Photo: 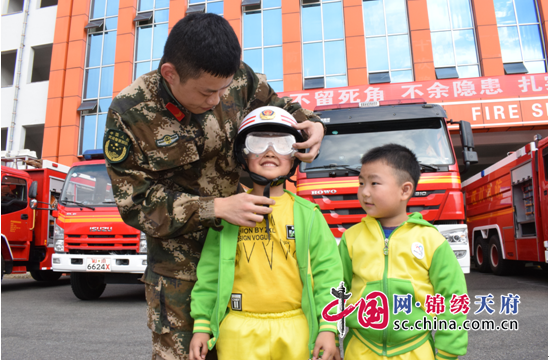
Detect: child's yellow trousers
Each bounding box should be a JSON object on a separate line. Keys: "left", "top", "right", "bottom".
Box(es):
{"left": 216, "top": 308, "right": 309, "bottom": 360}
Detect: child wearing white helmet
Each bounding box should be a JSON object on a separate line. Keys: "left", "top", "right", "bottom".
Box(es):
{"left": 190, "top": 106, "right": 343, "bottom": 360}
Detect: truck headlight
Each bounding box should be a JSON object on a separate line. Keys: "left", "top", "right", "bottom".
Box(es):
{"left": 53, "top": 223, "right": 64, "bottom": 252}
{"left": 54, "top": 240, "right": 64, "bottom": 252}
{"left": 139, "top": 232, "right": 147, "bottom": 254}
{"left": 440, "top": 229, "right": 468, "bottom": 244}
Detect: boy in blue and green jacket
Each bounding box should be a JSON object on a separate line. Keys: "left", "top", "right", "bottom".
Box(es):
{"left": 339, "top": 144, "right": 468, "bottom": 359}
{"left": 189, "top": 106, "right": 343, "bottom": 360}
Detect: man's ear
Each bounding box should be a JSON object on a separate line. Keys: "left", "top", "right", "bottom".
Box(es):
{"left": 401, "top": 181, "right": 414, "bottom": 201}
{"left": 160, "top": 62, "right": 180, "bottom": 85}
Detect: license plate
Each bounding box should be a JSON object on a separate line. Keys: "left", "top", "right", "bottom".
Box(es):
{"left": 86, "top": 258, "right": 111, "bottom": 272}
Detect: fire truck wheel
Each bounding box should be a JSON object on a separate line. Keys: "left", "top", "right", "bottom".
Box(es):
{"left": 473, "top": 237, "right": 490, "bottom": 273}
{"left": 71, "top": 272, "right": 106, "bottom": 300}
{"left": 1, "top": 257, "right": 4, "bottom": 280}
{"left": 30, "top": 270, "right": 62, "bottom": 282}
{"left": 488, "top": 236, "right": 513, "bottom": 276}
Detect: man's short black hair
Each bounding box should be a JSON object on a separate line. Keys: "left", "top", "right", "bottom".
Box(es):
{"left": 361, "top": 144, "right": 421, "bottom": 194}
{"left": 162, "top": 13, "right": 241, "bottom": 82}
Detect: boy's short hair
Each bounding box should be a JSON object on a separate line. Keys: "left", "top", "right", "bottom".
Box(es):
{"left": 361, "top": 144, "right": 421, "bottom": 194}
{"left": 162, "top": 14, "right": 241, "bottom": 83}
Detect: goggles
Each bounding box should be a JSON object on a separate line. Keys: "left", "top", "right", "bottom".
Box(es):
{"left": 243, "top": 132, "right": 297, "bottom": 158}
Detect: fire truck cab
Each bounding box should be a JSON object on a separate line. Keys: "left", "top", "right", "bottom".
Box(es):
{"left": 1, "top": 153, "right": 69, "bottom": 281}
{"left": 52, "top": 150, "right": 147, "bottom": 299}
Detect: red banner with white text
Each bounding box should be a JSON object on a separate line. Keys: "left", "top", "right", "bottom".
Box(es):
{"left": 278, "top": 73, "right": 548, "bottom": 130}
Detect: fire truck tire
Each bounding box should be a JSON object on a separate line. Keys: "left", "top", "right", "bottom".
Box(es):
{"left": 1, "top": 257, "right": 4, "bottom": 280}
{"left": 30, "top": 270, "right": 62, "bottom": 282}
{"left": 473, "top": 237, "right": 490, "bottom": 273}
{"left": 71, "top": 273, "right": 106, "bottom": 300}
{"left": 488, "top": 236, "right": 513, "bottom": 276}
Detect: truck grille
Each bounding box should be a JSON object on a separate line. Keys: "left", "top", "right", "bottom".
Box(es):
{"left": 68, "top": 249, "right": 137, "bottom": 255}
{"left": 321, "top": 208, "right": 366, "bottom": 215}
{"left": 407, "top": 205, "right": 440, "bottom": 212}
{"left": 67, "top": 234, "right": 138, "bottom": 238}
{"left": 313, "top": 194, "right": 358, "bottom": 201}
{"left": 329, "top": 223, "right": 354, "bottom": 230}
{"left": 321, "top": 205, "right": 439, "bottom": 215}
{"left": 313, "top": 190, "right": 445, "bottom": 202}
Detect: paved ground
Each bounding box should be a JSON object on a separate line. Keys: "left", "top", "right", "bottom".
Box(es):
{"left": 1, "top": 274, "right": 150, "bottom": 360}
{"left": 461, "top": 264, "right": 548, "bottom": 359}
{"left": 1, "top": 264, "right": 547, "bottom": 359}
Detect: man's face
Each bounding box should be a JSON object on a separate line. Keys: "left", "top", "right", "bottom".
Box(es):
{"left": 170, "top": 72, "right": 233, "bottom": 114}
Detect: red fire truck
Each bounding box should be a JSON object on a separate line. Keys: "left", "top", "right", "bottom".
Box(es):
{"left": 51, "top": 150, "right": 147, "bottom": 299}
{"left": 462, "top": 136, "right": 548, "bottom": 275}
{"left": 294, "top": 100, "right": 478, "bottom": 273}
{"left": 1, "top": 158, "right": 69, "bottom": 281}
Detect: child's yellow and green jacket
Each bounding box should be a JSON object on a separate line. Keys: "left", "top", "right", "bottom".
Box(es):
{"left": 339, "top": 213, "right": 468, "bottom": 359}
{"left": 190, "top": 191, "right": 343, "bottom": 356}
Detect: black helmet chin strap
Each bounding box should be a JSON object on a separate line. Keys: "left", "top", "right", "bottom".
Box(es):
{"left": 248, "top": 172, "right": 287, "bottom": 241}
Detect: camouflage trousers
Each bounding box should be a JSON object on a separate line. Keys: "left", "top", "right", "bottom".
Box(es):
{"left": 145, "top": 276, "right": 217, "bottom": 360}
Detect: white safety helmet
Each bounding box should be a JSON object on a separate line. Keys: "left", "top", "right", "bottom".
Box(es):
{"left": 234, "top": 106, "right": 305, "bottom": 185}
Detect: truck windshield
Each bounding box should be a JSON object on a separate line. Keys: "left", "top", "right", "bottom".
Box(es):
{"left": 60, "top": 164, "right": 116, "bottom": 207}
{"left": 302, "top": 119, "right": 455, "bottom": 172}
{"left": 1, "top": 175, "right": 27, "bottom": 214}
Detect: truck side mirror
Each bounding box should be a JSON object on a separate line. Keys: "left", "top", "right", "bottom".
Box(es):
{"left": 459, "top": 121, "right": 478, "bottom": 174}
{"left": 459, "top": 120, "right": 474, "bottom": 148}
{"left": 51, "top": 210, "right": 59, "bottom": 218}
{"left": 29, "top": 181, "right": 38, "bottom": 199}
{"left": 30, "top": 199, "right": 38, "bottom": 210}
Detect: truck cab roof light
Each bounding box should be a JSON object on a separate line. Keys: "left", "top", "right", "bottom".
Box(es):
{"left": 313, "top": 98, "right": 427, "bottom": 112}
{"left": 314, "top": 103, "right": 360, "bottom": 112}
{"left": 83, "top": 149, "right": 105, "bottom": 160}
{"left": 378, "top": 98, "right": 427, "bottom": 106}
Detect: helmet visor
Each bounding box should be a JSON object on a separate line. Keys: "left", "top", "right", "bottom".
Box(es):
{"left": 244, "top": 132, "right": 296, "bottom": 157}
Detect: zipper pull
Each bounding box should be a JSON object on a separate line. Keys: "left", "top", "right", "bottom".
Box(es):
{"left": 383, "top": 238, "right": 389, "bottom": 256}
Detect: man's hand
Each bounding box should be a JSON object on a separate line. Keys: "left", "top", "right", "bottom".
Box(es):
{"left": 312, "top": 331, "right": 339, "bottom": 360}
{"left": 214, "top": 193, "right": 275, "bottom": 227}
{"left": 189, "top": 333, "right": 210, "bottom": 360}
{"left": 292, "top": 120, "right": 325, "bottom": 163}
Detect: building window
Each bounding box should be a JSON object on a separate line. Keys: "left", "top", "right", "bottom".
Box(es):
{"left": 40, "top": 0, "right": 58, "bottom": 8}
{"left": 362, "top": 0, "right": 413, "bottom": 84}
{"left": 79, "top": 0, "right": 118, "bottom": 155}
{"left": 134, "top": 0, "right": 169, "bottom": 79}
{"left": 1, "top": 51, "right": 17, "bottom": 87}
{"left": 2, "top": 0, "right": 24, "bottom": 15}
{"left": 427, "top": 0, "right": 480, "bottom": 79}
{"left": 242, "top": 0, "right": 283, "bottom": 92}
{"left": 1, "top": 128, "right": 7, "bottom": 150}
{"left": 301, "top": 0, "right": 347, "bottom": 89}
{"left": 189, "top": 0, "right": 223, "bottom": 16}
{"left": 494, "top": 0, "right": 546, "bottom": 74}
{"left": 23, "top": 125, "right": 44, "bottom": 158}
{"left": 30, "top": 44, "right": 53, "bottom": 83}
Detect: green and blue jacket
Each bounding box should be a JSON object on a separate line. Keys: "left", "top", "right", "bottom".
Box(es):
{"left": 339, "top": 213, "right": 468, "bottom": 359}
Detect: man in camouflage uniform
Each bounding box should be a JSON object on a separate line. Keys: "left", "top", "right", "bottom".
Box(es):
{"left": 104, "top": 14, "right": 325, "bottom": 360}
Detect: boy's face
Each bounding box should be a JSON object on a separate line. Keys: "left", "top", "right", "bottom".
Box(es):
{"left": 246, "top": 149, "right": 294, "bottom": 180}
{"left": 358, "top": 160, "right": 413, "bottom": 221}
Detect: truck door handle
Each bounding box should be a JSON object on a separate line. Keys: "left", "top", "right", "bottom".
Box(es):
{"left": 21, "top": 214, "right": 28, "bottom": 220}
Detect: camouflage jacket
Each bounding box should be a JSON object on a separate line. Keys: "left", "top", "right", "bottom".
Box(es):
{"left": 104, "top": 62, "right": 321, "bottom": 282}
